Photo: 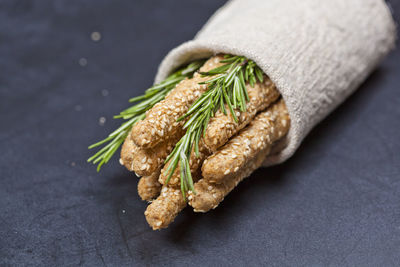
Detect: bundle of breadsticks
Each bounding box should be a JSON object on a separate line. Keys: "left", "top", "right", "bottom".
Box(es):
{"left": 120, "top": 55, "right": 289, "bottom": 229}
{"left": 89, "top": 0, "right": 395, "bottom": 230}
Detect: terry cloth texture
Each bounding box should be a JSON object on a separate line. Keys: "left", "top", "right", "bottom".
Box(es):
{"left": 154, "top": 0, "right": 396, "bottom": 166}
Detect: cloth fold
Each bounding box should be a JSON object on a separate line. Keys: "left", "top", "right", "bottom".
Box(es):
{"left": 154, "top": 0, "right": 396, "bottom": 166}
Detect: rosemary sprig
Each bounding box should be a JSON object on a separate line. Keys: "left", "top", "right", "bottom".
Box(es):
{"left": 87, "top": 59, "right": 206, "bottom": 171}
{"left": 164, "top": 55, "right": 264, "bottom": 198}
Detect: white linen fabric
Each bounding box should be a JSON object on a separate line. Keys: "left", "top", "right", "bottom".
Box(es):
{"left": 154, "top": 0, "right": 396, "bottom": 166}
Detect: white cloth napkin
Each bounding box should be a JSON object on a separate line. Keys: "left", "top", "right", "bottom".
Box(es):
{"left": 155, "top": 0, "right": 396, "bottom": 166}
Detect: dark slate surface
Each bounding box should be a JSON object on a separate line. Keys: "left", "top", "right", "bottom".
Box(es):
{"left": 1, "top": 1, "right": 399, "bottom": 266}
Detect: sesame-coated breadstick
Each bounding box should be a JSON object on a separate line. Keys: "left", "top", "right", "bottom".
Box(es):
{"left": 130, "top": 56, "right": 225, "bottom": 149}
{"left": 189, "top": 146, "right": 270, "bottom": 213}
{"left": 202, "top": 99, "right": 289, "bottom": 183}
{"left": 137, "top": 170, "right": 162, "bottom": 202}
{"left": 144, "top": 185, "right": 186, "bottom": 230}
{"left": 119, "top": 136, "right": 137, "bottom": 172}
{"left": 203, "top": 77, "right": 280, "bottom": 152}
{"left": 189, "top": 100, "right": 290, "bottom": 212}
{"left": 145, "top": 170, "right": 202, "bottom": 229}
{"left": 121, "top": 132, "right": 182, "bottom": 177}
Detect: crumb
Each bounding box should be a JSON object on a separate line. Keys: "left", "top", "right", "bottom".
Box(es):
{"left": 91, "top": 31, "right": 101, "bottom": 42}
{"left": 101, "top": 89, "right": 109, "bottom": 97}
{"left": 79, "top": 57, "right": 87, "bottom": 66}
{"left": 99, "top": 117, "right": 106, "bottom": 126}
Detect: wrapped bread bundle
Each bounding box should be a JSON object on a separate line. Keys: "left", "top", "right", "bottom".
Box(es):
{"left": 88, "top": 0, "right": 395, "bottom": 230}
{"left": 155, "top": 0, "right": 395, "bottom": 167}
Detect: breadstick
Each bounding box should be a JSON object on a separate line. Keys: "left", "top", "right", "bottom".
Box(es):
{"left": 119, "top": 136, "right": 137, "bottom": 172}
{"left": 145, "top": 169, "right": 203, "bottom": 229}
{"left": 144, "top": 185, "right": 186, "bottom": 230}
{"left": 202, "top": 99, "right": 289, "bottom": 183}
{"left": 137, "top": 170, "right": 162, "bottom": 202}
{"left": 203, "top": 77, "right": 280, "bottom": 151}
{"left": 130, "top": 55, "right": 225, "bottom": 149}
{"left": 189, "top": 146, "right": 270, "bottom": 213}
{"left": 158, "top": 80, "right": 279, "bottom": 187}
{"left": 189, "top": 100, "right": 290, "bottom": 212}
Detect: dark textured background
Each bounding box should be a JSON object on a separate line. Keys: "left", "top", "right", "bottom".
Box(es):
{"left": 1, "top": 0, "right": 399, "bottom": 266}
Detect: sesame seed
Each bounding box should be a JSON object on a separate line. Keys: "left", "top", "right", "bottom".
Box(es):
{"left": 100, "top": 90, "right": 109, "bottom": 98}
{"left": 98, "top": 116, "right": 106, "bottom": 126}
{"left": 91, "top": 31, "right": 101, "bottom": 42}
{"left": 78, "top": 57, "right": 87, "bottom": 66}
{"left": 207, "top": 185, "right": 213, "bottom": 191}
{"left": 155, "top": 221, "right": 162, "bottom": 227}
{"left": 224, "top": 169, "right": 230, "bottom": 175}
{"left": 119, "top": 158, "right": 124, "bottom": 165}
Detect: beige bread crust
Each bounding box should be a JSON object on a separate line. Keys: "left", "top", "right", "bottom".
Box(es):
{"left": 137, "top": 170, "right": 162, "bottom": 202}
{"left": 203, "top": 77, "right": 280, "bottom": 152}
{"left": 130, "top": 56, "right": 225, "bottom": 149}
{"left": 202, "top": 99, "right": 289, "bottom": 183}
